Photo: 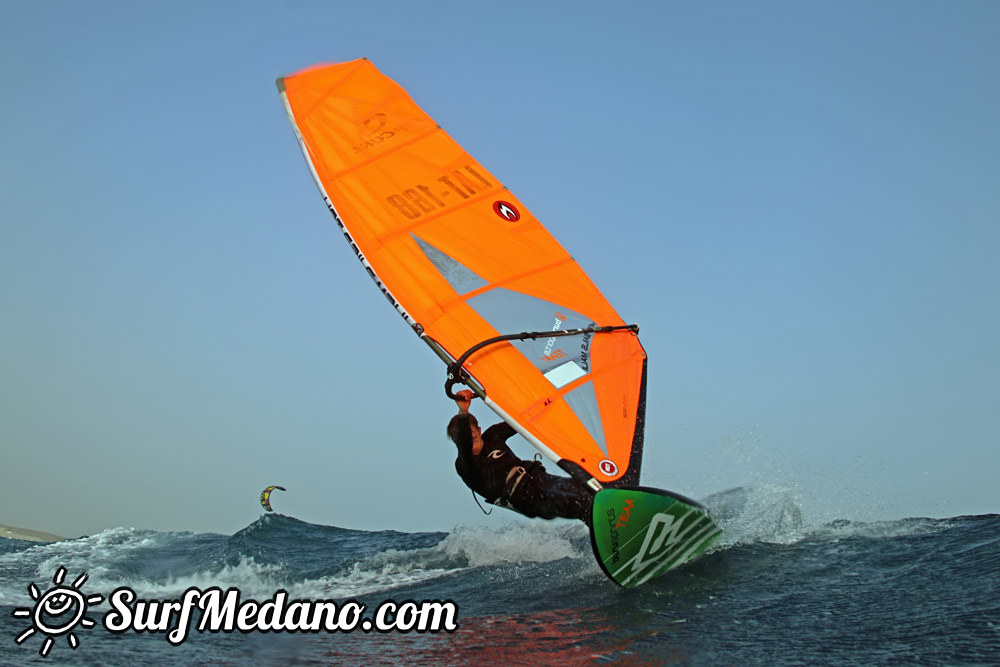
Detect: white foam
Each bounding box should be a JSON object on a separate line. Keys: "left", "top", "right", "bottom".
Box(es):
{"left": 432, "top": 522, "right": 587, "bottom": 566}
{"left": 292, "top": 563, "right": 465, "bottom": 600}
{"left": 703, "top": 484, "right": 806, "bottom": 546}
{"left": 288, "top": 521, "right": 591, "bottom": 599}
{"left": 132, "top": 556, "right": 288, "bottom": 599}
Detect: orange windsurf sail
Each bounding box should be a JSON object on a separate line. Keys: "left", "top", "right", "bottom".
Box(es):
{"left": 278, "top": 59, "right": 647, "bottom": 486}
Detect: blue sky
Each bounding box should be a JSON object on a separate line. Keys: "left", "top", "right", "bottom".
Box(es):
{"left": 2, "top": 1, "right": 997, "bottom": 538}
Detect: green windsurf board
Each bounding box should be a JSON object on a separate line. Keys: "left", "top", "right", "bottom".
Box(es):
{"left": 590, "top": 486, "right": 722, "bottom": 588}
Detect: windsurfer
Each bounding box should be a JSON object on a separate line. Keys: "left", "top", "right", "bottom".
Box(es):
{"left": 447, "top": 390, "right": 592, "bottom": 522}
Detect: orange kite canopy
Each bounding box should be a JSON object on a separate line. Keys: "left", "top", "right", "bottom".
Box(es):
{"left": 278, "top": 59, "right": 647, "bottom": 486}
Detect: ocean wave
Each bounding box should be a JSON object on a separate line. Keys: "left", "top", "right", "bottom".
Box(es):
{"left": 3, "top": 511, "right": 994, "bottom": 611}
{"left": 0, "top": 517, "right": 596, "bottom": 606}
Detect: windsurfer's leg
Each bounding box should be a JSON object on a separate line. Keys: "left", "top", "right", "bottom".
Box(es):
{"left": 537, "top": 475, "right": 592, "bottom": 522}
{"left": 507, "top": 471, "right": 591, "bottom": 523}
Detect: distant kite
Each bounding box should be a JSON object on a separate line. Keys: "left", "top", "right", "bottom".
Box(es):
{"left": 259, "top": 485, "right": 286, "bottom": 512}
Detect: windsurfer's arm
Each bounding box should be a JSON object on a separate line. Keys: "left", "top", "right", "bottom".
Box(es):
{"left": 451, "top": 391, "right": 486, "bottom": 455}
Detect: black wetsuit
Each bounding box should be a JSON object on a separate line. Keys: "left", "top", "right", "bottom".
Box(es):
{"left": 449, "top": 413, "right": 592, "bottom": 522}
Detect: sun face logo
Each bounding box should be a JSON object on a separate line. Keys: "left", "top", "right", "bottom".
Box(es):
{"left": 12, "top": 566, "right": 103, "bottom": 657}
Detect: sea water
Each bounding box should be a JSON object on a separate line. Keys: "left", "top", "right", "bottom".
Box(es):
{"left": 1, "top": 487, "right": 997, "bottom": 665}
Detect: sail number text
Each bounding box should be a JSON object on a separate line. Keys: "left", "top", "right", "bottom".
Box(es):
{"left": 385, "top": 165, "right": 493, "bottom": 220}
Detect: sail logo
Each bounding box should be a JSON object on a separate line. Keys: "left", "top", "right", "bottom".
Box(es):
{"left": 541, "top": 349, "right": 566, "bottom": 362}
{"left": 632, "top": 512, "right": 685, "bottom": 573}
{"left": 492, "top": 200, "right": 520, "bottom": 222}
{"left": 578, "top": 330, "right": 592, "bottom": 372}
{"left": 541, "top": 312, "right": 567, "bottom": 361}
{"left": 598, "top": 459, "right": 618, "bottom": 476}
{"left": 353, "top": 113, "right": 411, "bottom": 153}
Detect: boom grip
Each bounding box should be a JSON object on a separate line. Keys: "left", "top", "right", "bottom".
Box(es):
{"left": 444, "top": 377, "right": 462, "bottom": 400}
{"left": 444, "top": 364, "right": 468, "bottom": 400}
